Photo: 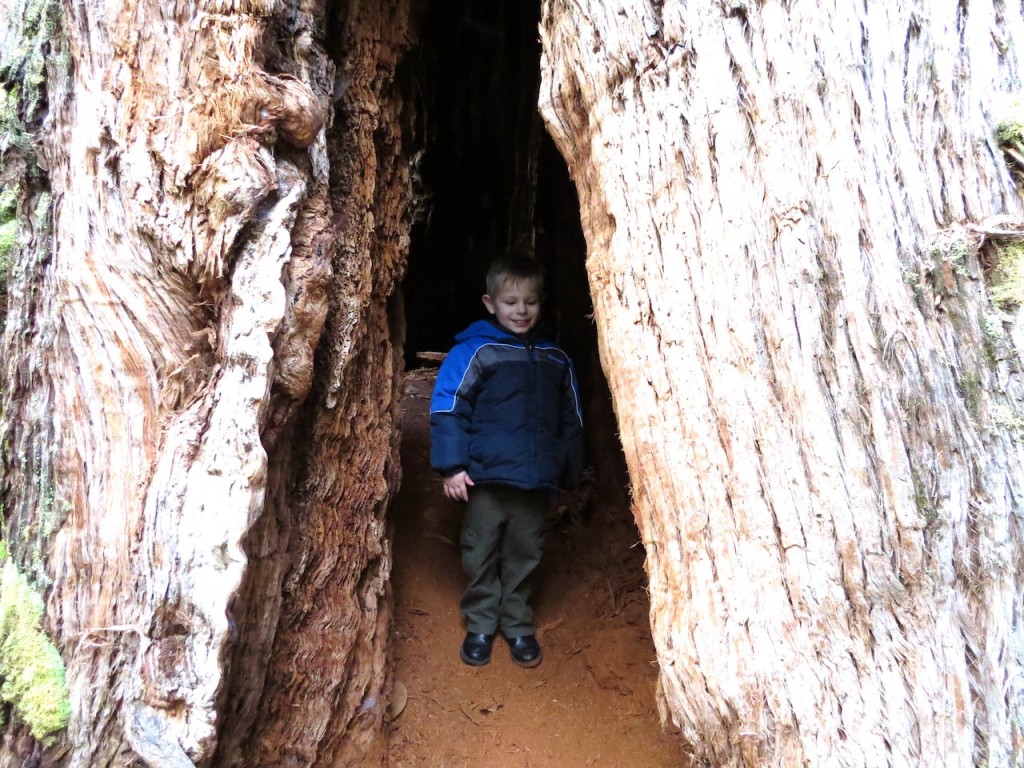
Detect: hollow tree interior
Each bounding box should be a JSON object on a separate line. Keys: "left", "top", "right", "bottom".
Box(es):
{"left": 400, "top": 0, "right": 629, "bottom": 506}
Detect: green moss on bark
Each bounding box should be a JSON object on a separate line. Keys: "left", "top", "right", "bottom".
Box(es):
{"left": 0, "top": 185, "right": 14, "bottom": 333}
{"left": 989, "top": 242, "right": 1024, "bottom": 310}
{"left": 0, "top": 185, "right": 15, "bottom": 260}
{"left": 0, "top": 555, "right": 70, "bottom": 743}
{"left": 0, "top": 0, "right": 63, "bottom": 120}
{"left": 997, "top": 95, "right": 1024, "bottom": 183}
{"left": 1, "top": 0, "right": 67, "bottom": 173}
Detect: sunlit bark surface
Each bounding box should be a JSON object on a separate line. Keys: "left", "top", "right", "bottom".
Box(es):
{"left": 540, "top": 2, "right": 1024, "bottom": 766}
{"left": 0, "top": 0, "right": 411, "bottom": 764}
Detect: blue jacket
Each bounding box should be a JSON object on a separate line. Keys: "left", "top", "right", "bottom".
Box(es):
{"left": 430, "top": 319, "right": 585, "bottom": 491}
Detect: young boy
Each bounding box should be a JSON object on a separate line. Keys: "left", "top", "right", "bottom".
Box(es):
{"left": 430, "top": 255, "right": 584, "bottom": 668}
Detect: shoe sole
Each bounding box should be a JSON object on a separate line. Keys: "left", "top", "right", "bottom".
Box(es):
{"left": 511, "top": 650, "right": 542, "bottom": 669}
{"left": 460, "top": 649, "right": 491, "bottom": 666}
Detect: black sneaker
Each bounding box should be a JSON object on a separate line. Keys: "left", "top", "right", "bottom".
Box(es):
{"left": 507, "top": 635, "right": 542, "bottom": 668}
{"left": 460, "top": 633, "right": 494, "bottom": 666}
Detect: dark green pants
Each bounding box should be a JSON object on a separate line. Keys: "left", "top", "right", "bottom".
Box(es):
{"left": 460, "top": 484, "right": 550, "bottom": 636}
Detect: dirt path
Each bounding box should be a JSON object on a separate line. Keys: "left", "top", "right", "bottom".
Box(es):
{"left": 385, "top": 372, "right": 689, "bottom": 767}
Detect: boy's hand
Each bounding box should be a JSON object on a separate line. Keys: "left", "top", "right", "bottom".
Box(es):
{"left": 442, "top": 471, "right": 474, "bottom": 502}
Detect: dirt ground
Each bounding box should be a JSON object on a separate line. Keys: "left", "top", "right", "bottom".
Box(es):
{"left": 385, "top": 372, "right": 690, "bottom": 767}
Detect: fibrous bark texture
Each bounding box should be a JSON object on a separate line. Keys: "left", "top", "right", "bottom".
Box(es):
{"left": 540, "top": 2, "right": 1024, "bottom": 767}
{"left": 0, "top": 0, "right": 411, "bottom": 763}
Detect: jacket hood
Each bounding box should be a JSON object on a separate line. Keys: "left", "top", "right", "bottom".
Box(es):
{"left": 454, "top": 318, "right": 544, "bottom": 345}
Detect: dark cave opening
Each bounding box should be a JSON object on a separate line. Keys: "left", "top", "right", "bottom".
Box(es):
{"left": 384, "top": 8, "right": 684, "bottom": 760}
{"left": 402, "top": 0, "right": 547, "bottom": 358}
{"left": 401, "top": 0, "right": 628, "bottom": 507}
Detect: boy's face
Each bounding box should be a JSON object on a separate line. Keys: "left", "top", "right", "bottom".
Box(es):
{"left": 482, "top": 278, "right": 541, "bottom": 335}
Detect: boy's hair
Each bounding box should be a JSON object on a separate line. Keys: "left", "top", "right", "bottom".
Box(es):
{"left": 485, "top": 255, "right": 545, "bottom": 296}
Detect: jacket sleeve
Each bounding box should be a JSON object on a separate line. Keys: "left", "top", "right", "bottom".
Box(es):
{"left": 560, "top": 355, "right": 586, "bottom": 489}
{"left": 429, "top": 343, "right": 482, "bottom": 477}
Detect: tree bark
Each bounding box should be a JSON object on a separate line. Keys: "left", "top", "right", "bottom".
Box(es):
{"left": 6, "top": 0, "right": 1024, "bottom": 765}
{"left": 0, "top": 0, "right": 412, "bottom": 765}
{"left": 539, "top": 1, "right": 1024, "bottom": 767}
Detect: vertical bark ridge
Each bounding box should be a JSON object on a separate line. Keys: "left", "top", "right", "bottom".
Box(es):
{"left": 2, "top": 0, "right": 345, "bottom": 755}
{"left": 232, "top": 2, "right": 413, "bottom": 766}
{"left": 540, "top": 1, "right": 1024, "bottom": 766}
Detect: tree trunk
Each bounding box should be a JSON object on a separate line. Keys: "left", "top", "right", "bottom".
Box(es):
{"left": 6, "top": 0, "right": 1024, "bottom": 764}
{"left": 0, "top": 0, "right": 412, "bottom": 764}
{"left": 540, "top": 2, "right": 1024, "bottom": 767}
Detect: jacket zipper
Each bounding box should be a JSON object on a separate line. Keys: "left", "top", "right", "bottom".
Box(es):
{"left": 526, "top": 342, "right": 538, "bottom": 488}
